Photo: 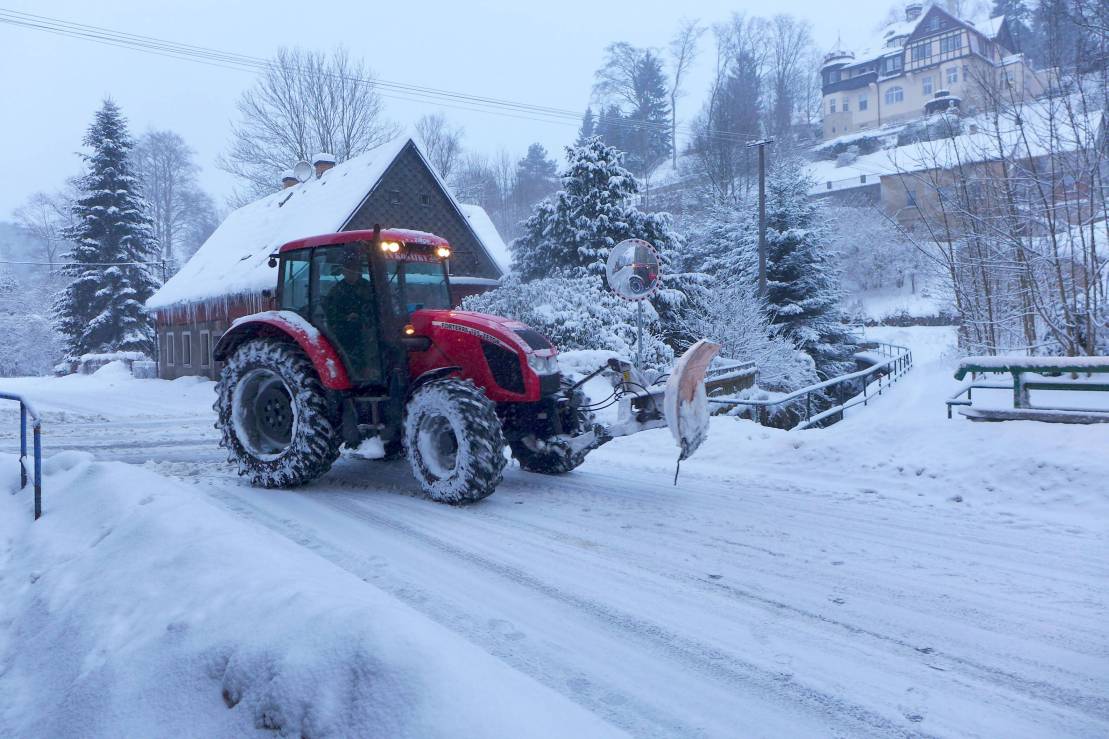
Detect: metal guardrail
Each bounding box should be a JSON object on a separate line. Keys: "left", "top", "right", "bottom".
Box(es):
{"left": 1, "top": 392, "right": 42, "bottom": 520}
{"left": 707, "top": 342, "right": 914, "bottom": 430}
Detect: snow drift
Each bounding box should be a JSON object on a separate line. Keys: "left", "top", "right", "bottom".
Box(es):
{"left": 0, "top": 452, "right": 624, "bottom": 738}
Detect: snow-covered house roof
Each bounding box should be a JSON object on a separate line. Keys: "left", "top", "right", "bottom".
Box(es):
{"left": 459, "top": 203, "right": 510, "bottom": 273}
{"left": 148, "top": 135, "right": 506, "bottom": 310}
{"left": 834, "top": 8, "right": 1007, "bottom": 72}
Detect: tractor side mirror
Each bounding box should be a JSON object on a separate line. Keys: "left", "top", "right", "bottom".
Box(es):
{"left": 267, "top": 257, "right": 278, "bottom": 268}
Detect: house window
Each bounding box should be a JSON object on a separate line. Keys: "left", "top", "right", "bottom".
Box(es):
{"left": 922, "top": 76, "right": 934, "bottom": 95}
{"left": 165, "top": 332, "right": 175, "bottom": 366}
{"left": 860, "top": 174, "right": 867, "bottom": 183}
{"left": 389, "top": 189, "right": 401, "bottom": 204}
{"left": 200, "top": 331, "right": 212, "bottom": 369}
{"left": 885, "top": 86, "right": 904, "bottom": 104}
{"left": 939, "top": 34, "right": 962, "bottom": 54}
{"left": 181, "top": 332, "right": 192, "bottom": 367}
{"left": 962, "top": 64, "right": 970, "bottom": 81}
{"left": 910, "top": 43, "right": 929, "bottom": 62}
{"left": 419, "top": 193, "right": 431, "bottom": 206}
{"left": 858, "top": 95, "right": 868, "bottom": 111}
{"left": 947, "top": 67, "right": 959, "bottom": 84}
{"left": 884, "top": 55, "right": 903, "bottom": 74}
{"left": 907, "top": 190, "right": 918, "bottom": 207}
{"left": 1001, "top": 69, "right": 1015, "bottom": 86}
{"left": 829, "top": 99, "right": 836, "bottom": 113}
{"left": 927, "top": 16, "right": 941, "bottom": 32}
{"left": 842, "top": 97, "right": 850, "bottom": 112}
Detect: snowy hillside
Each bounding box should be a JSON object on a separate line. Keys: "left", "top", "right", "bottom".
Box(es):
{"left": 1, "top": 332, "right": 1108, "bottom": 736}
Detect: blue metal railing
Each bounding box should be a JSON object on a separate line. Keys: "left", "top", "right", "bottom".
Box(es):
{"left": 1, "top": 392, "right": 42, "bottom": 520}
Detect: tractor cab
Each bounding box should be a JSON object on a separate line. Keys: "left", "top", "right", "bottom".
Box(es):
{"left": 274, "top": 228, "right": 453, "bottom": 386}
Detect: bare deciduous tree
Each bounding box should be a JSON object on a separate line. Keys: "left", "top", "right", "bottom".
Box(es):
{"left": 12, "top": 188, "right": 77, "bottom": 268}
{"left": 667, "top": 18, "right": 705, "bottom": 168}
{"left": 132, "top": 130, "right": 218, "bottom": 268}
{"left": 766, "top": 14, "right": 813, "bottom": 141}
{"left": 415, "top": 112, "right": 464, "bottom": 180}
{"left": 220, "top": 47, "right": 398, "bottom": 201}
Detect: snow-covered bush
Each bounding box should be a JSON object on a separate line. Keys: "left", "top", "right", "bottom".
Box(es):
{"left": 0, "top": 314, "right": 64, "bottom": 377}
{"left": 675, "top": 281, "right": 817, "bottom": 393}
{"left": 463, "top": 276, "right": 673, "bottom": 369}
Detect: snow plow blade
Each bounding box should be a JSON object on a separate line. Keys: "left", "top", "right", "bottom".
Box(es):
{"left": 663, "top": 340, "right": 721, "bottom": 460}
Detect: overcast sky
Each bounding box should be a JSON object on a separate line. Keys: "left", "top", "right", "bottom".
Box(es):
{"left": 0, "top": 0, "right": 902, "bottom": 216}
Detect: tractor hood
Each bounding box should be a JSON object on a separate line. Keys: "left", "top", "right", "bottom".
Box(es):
{"left": 410, "top": 309, "right": 554, "bottom": 356}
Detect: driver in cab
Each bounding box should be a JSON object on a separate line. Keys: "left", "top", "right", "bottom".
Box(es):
{"left": 323, "top": 251, "right": 375, "bottom": 373}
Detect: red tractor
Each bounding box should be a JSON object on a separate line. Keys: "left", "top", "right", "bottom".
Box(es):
{"left": 213, "top": 226, "right": 719, "bottom": 504}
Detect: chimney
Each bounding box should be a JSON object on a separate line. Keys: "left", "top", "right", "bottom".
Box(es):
{"left": 905, "top": 2, "right": 923, "bottom": 22}
{"left": 312, "top": 152, "right": 336, "bottom": 178}
{"left": 280, "top": 170, "right": 298, "bottom": 189}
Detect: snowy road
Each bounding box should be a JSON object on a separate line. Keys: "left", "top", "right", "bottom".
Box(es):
{"left": 2, "top": 338, "right": 1108, "bottom": 738}
{"left": 5, "top": 405, "right": 1105, "bottom": 737}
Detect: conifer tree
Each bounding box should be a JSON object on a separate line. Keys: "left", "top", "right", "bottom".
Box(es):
{"left": 624, "top": 50, "right": 672, "bottom": 178}
{"left": 55, "top": 99, "right": 160, "bottom": 360}
{"left": 763, "top": 159, "right": 855, "bottom": 375}
{"left": 576, "top": 108, "right": 596, "bottom": 146}
{"left": 510, "top": 138, "right": 701, "bottom": 336}
{"left": 512, "top": 143, "right": 558, "bottom": 212}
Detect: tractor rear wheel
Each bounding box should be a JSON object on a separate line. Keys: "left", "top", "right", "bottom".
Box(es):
{"left": 215, "top": 338, "right": 341, "bottom": 487}
{"left": 403, "top": 378, "right": 506, "bottom": 504}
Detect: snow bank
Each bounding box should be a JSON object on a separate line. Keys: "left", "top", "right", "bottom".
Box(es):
{"left": 0, "top": 362, "right": 216, "bottom": 421}
{"left": 0, "top": 452, "right": 625, "bottom": 738}
{"left": 602, "top": 327, "right": 1109, "bottom": 523}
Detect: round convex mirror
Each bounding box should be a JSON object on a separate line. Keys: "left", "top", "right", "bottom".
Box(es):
{"left": 606, "top": 239, "right": 660, "bottom": 301}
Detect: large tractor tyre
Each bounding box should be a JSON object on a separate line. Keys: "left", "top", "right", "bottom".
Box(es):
{"left": 215, "top": 338, "right": 342, "bottom": 488}
{"left": 509, "top": 378, "right": 595, "bottom": 475}
{"left": 403, "top": 378, "right": 506, "bottom": 504}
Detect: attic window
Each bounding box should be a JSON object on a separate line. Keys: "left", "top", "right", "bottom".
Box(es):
{"left": 419, "top": 193, "right": 431, "bottom": 206}
{"left": 389, "top": 189, "right": 401, "bottom": 204}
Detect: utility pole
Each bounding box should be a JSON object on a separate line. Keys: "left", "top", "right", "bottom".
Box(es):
{"left": 747, "top": 138, "right": 774, "bottom": 297}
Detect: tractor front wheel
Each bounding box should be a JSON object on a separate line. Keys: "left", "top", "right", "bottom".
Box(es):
{"left": 404, "top": 378, "right": 506, "bottom": 504}
{"left": 215, "top": 338, "right": 341, "bottom": 487}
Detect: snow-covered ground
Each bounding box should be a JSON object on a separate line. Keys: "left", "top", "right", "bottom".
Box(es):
{"left": 844, "top": 284, "right": 950, "bottom": 323}
{"left": 2, "top": 329, "right": 1108, "bottom": 737}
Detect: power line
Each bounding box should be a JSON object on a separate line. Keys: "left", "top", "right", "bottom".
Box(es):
{"left": 0, "top": 8, "right": 761, "bottom": 146}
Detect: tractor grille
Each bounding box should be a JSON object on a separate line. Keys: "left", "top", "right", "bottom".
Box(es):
{"left": 481, "top": 341, "right": 525, "bottom": 394}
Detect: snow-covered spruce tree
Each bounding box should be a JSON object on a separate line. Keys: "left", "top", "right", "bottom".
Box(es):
{"left": 763, "top": 159, "right": 855, "bottom": 377}
{"left": 679, "top": 198, "right": 758, "bottom": 283}
{"left": 55, "top": 100, "right": 161, "bottom": 360}
{"left": 509, "top": 137, "right": 704, "bottom": 342}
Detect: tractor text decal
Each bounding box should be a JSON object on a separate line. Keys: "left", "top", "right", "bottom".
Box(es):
{"left": 432, "top": 321, "right": 516, "bottom": 352}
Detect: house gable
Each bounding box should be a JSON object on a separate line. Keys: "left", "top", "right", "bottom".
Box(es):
{"left": 342, "top": 142, "right": 501, "bottom": 279}
{"left": 906, "top": 6, "right": 963, "bottom": 44}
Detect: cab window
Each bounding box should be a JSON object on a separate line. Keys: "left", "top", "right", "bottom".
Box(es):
{"left": 279, "top": 252, "right": 311, "bottom": 315}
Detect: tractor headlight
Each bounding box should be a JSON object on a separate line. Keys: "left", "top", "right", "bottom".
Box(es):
{"left": 527, "top": 353, "right": 559, "bottom": 375}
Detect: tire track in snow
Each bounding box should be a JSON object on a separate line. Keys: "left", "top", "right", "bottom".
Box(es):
{"left": 313, "top": 492, "right": 930, "bottom": 738}
{"left": 349, "top": 489, "right": 1109, "bottom": 729}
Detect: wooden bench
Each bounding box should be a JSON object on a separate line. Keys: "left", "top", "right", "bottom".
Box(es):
{"left": 950, "top": 356, "right": 1109, "bottom": 422}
